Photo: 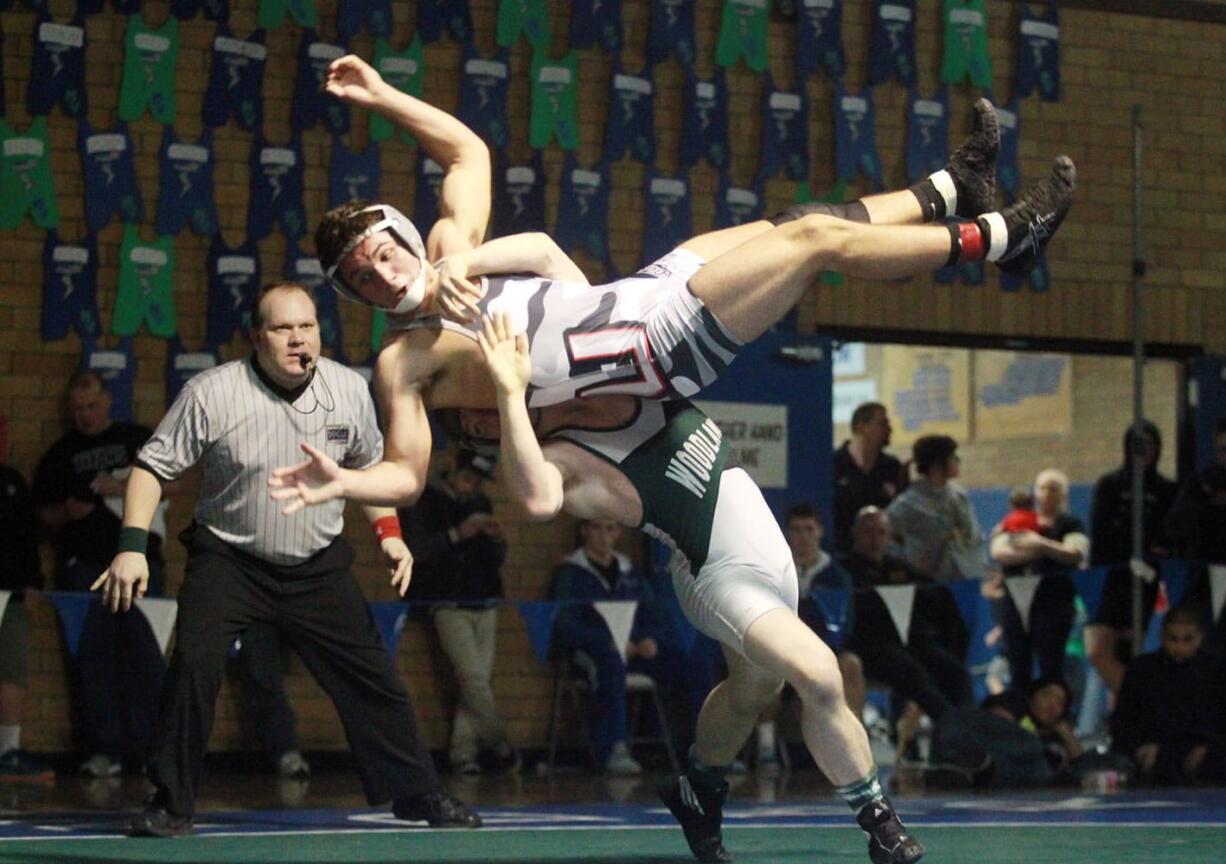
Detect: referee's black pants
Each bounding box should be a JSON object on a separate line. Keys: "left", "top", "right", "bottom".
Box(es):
{"left": 152, "top": 524, "right": 439, "bottom": 817}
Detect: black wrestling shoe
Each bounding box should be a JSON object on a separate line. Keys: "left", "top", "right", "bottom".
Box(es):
{"left": 857, "top": 799, "right": 925, "bottom": 864}
{"left": 393, "top": 789, "right": 483, "bottom": 828}
{"left": 129, "top": 804, "right": 195, "bottom": 837}
{"left": 657, "top": 774, "right": 734, "bottom": 863}
{"left": 987, "top": 155, "right": 1077, "bottom": 276}
{"left": 947, "top": 97, "right": 1001, "bottom": 218}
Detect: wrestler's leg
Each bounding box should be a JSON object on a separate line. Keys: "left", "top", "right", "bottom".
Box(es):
{"left": 690, "top": 156, "right": 1075, "bottom": 344}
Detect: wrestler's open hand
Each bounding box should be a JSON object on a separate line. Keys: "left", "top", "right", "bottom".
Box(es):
{"left": 90, "top": 552, "right": 149, "bottom": 613}
{"left": 323, "top": 55, "right": 388, "bottom": 109}
{"left": 476, "top": 313, "right": 530, "bottom": 396}
{"left": 381, "top": 537, "right": 414, "bottom": 597}
{"left": 434, "top": 256, "right": 483, "bottom": 323}
{"left": 268, "top": 443, "right": 346, "bottom": 514}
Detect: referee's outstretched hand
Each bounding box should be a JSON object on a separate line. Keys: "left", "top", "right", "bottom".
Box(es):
{"left": 90, "top": 552, "right": 149, "bottom": 613}
{"left": 381, "top": 537, "right": 414, "bottom": 597}
{"left": 269, "top": 443, "right": 345, "bottom": 514}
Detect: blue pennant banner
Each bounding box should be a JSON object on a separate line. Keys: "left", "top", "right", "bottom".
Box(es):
{"left": 368, "top": 601, "right": 409, "bottom": 659}
{"left": 515, "top": 601, "right": 559, "bottom": 664}
{"left": 45, "top": 591, "right": 96, "bottom": 658}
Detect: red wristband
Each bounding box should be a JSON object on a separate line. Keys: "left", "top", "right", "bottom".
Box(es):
{"left": 373, "top": 515, "right": 402, "bottom": 542}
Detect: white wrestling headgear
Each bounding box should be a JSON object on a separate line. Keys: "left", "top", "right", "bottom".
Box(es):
{"left": 325, "top": 204, "right": 429, "bottom": 315}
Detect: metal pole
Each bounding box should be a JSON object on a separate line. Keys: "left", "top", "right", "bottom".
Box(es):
{"left": 1131, "top": 105, "right": 1146, "bottom": 656}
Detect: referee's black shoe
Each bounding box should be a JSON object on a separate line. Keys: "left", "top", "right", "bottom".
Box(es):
{"left": 947, "top": 96, "right": 1001, "bottom": 219}
{"left": 657, "top": 774, "right": 734, "bottom": 863}
{"left": 129, "top": 797, "right": 195, "bottom": 837}
{"left": 857, "top": 799, "right": 924, "bottom": 864}
{"left": 393, "top": 789, "right": 483, "bottom": 828}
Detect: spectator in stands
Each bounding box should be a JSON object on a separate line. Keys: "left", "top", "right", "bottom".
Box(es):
{"left": 551, "top": 519, "right": 692, "bottom": 776}
{"left": 989, "top": 469, "right": 1089, "bottom": 691}
{"left": 841, "top": 507, "right": 971, "bottom": 741}
{"left": 401, "top": 450, "right": 518, "bottom": 775}
{"left": 1085, "top": 420, "right": 1177, "bottom": 696}
{"left": 754, "top": 504, "right": 866, "bottom": 773}
{"left": 32, "top": 371, "right": 168, "bottom": 778}
{"left": 886, "top": 434, "right": 986, "bottom": 581}
{"left": 0, "top": 461, "right": 53, "bottom": 780}
{"left": 930, "top": 677, "right": 1084, "bottom": 787}
{"left": 1165, "top": 419, "right": 1226, "bottom": 650}
{"left": 833, "top": 402, "right": 904, "bottom": 554}
{"left": 1110, "top": 606, "right": 1226, "bottom": 784}
{"left": 234, "top": 622, "right": 310, "bottom": 779}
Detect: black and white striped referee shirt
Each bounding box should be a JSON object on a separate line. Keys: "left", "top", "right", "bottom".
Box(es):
{"left": 137, "top": 356, "right": 383, "bottom": 565}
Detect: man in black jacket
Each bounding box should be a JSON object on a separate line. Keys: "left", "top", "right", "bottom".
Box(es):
{"left": 0, "top": 461, "right": 52, "bottom": 780}
{"left": 1086, "top": 420, "right": 1178, "bottom": 696}
{"left": 401, "top": 450, "right": 517, "bottom": 775}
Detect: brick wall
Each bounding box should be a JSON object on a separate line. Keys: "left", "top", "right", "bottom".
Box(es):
{"left": 0, "top": 1, "right": 1220, "bottom": 753}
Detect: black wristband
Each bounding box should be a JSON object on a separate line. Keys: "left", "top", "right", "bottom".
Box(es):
{"left": 117, "top": 526, "right": 149, "bottom": 555}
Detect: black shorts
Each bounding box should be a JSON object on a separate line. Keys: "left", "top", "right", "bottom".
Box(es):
{"left": 1091, "top": 564, "right": 1160, "bottom": 630}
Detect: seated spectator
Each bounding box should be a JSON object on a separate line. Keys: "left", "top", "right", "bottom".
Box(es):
{"left": 841, "top": 507, "right": 971, "bottom": 740}
{"left": 1086, "top": 420, "right": 1177, "bottom": 696}
{"left": 402, "top": 450, "right": 518, "bottom": 775}
{"left": 32, "top": 372, "right": 168, "bottom": 777}
{"left": 550, "top": 520, "right": 693, "bottom": 776}
{"left": 989, "top": 469, "right": 1088, "bottom": 690}
{"left": 1110, "top": 606, "right": 1226, "bottom": 784}
{"left": 833, "top": 402, "right": 904, "bottom": 555}
{"left": 754, "top": 504, "right": 866, "bottom": 773}
{"left": 234, "top": 622, "right": 309, "bottom": 779}
{"left": 886, "top": 435, "right": 986, "bottom": 582}
{"left": 0, "top": 461, "right": 53, "bottom": 780}
{"left": 930, "top": 678, "right": 1084, "bottom": 787}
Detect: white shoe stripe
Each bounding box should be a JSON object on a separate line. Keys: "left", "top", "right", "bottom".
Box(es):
{"left": 678, "top": 776, "right": 706, "bottom": 816}
{"left": 982, "top": 211, "right": 1008, "bottom": 261}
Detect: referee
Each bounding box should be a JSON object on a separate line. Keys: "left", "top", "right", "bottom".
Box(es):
{"left": 92, "top": 281, "right": 480, "bottom": 836}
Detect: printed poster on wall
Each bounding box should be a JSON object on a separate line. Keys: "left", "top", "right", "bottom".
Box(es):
{"left": 975, "top": 351, "right": 1072, "bottom": 441}
{"left": 694, "top": 401, "right": 788, "bottom": 489}
{"left": 880, "top": 345, "right": 970, "bottom": 447}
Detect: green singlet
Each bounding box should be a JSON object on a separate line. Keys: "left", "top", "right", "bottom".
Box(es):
{"left": 113, "top": 225, "right": 177, "bottom": 339}
{"left": 529, "top": 50, "right": 579, "bottom": 151}
{"left": 496, "top": 0, "right": 551, "bottom": 49}
{"left": 940, "top": 0, "right": 992, "bottom": 87}
{"left": 117, "top": 14, "right": 180, "bottom": 124}
{"left": 0, "top": 118, "right": 59, "bottom": 230}
{"left": 370, "top": 36, "right": 425, "bottom": 145}
{"left": 258, "top": 0, "right": 318, "bottom": 29}
{"left": 715, "top": 0, "right": 769, "bottom": 73}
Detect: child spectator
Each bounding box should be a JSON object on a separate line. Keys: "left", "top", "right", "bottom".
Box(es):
{"left": 1001, "top": 486, "right": 1040, "bottom": 534}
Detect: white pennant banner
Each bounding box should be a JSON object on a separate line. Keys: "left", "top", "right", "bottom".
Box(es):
{"left": 1209, "top": 565, "right": 1226, "bottom": 624}
{"left": 874, "top": 585, "right": 916, "bottom": 646}
{"left": 594, "top": 600, "right": 638, "bottom": 662}
{"left": 135, "top": 597, "right": 179, "bottom": 657}
{"left": 1006, "top": 575, "right": 1043, "bottom": 634}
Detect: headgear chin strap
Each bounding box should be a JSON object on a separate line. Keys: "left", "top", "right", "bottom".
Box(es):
{"left": 325, "top": 204, "right": 429, "bottom": 315}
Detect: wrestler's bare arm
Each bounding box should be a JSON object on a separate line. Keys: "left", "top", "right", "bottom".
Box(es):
{"left": 477, "top": 315, "right": 567, "bottom": 520}
{"left": 324, "top": 54, "right": 490, "bottom": 261}
{"left": 459, "top": 233, "right": 589, "bottom": 285}
{"left": 268, "top": 339, "right": 435, "bottom": 510}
